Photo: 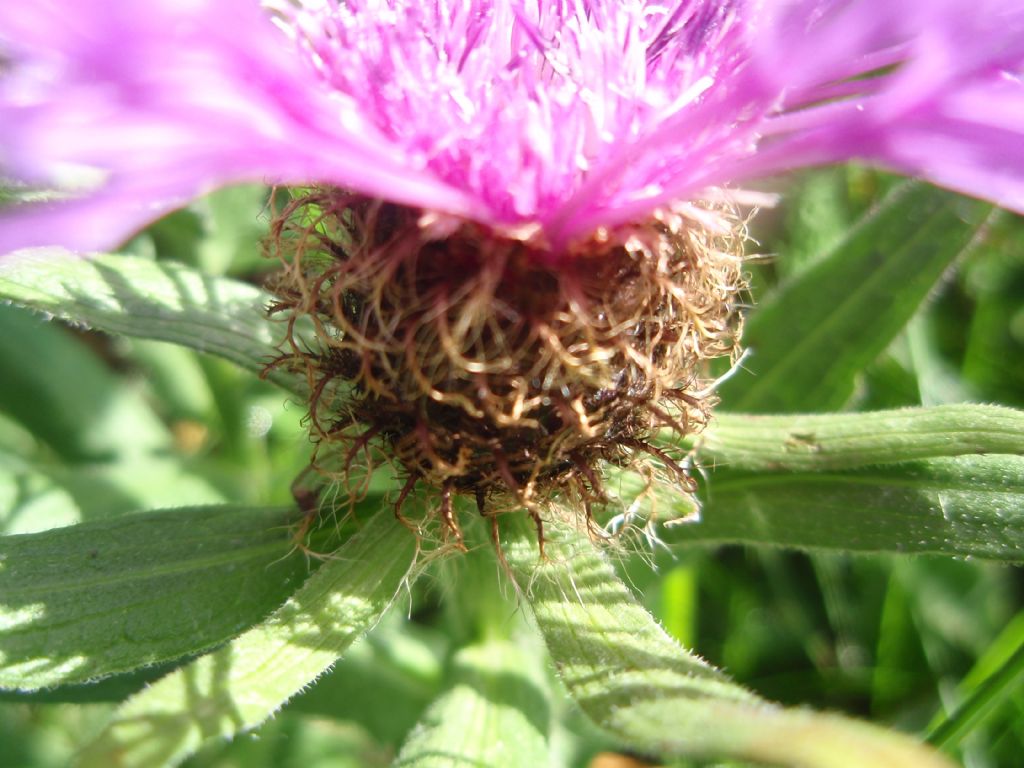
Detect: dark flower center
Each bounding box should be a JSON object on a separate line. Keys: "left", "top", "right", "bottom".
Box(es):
{"left": 266, "top": 190, "right": 745, "bottom": 548}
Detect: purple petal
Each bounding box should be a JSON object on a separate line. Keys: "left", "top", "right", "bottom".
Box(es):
{"left": 551, "top": 0, "right": 1024, "bottom": 241}
{"left": 0, "top": 0, "right": 479, "bottom": 254}
{"left": 2, "top": 0, "right": 1023, "bottom": 258}
{"left": 728, "top": 0, "right": 1024, "bottom": 212}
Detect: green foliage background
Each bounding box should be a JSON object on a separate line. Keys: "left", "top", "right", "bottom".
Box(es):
{"left": 0, "top": 169, "right": 1022, "bottom": 767}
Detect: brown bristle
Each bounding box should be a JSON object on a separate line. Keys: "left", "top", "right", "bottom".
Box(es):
{"left": 265, "top": 189, "right": 745, "bottom": 547}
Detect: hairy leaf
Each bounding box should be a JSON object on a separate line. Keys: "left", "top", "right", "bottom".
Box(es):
{"left": 638, "top": 407, "right": 1024, "bottom": 561}
{"left": 501, "top": 516, "right": 952, "bottom": 768}
{"left": 290, "top": 617, "right": 446, "bottom": 747}
{"left": 392, "top": 641, "right": 550, "bottom": 768}
{"left": 0, "top": 506, "right": 308, "bottom": 690}
{"left": 720, "top": 183, "right": 992, "bottom": 412}
{"left": 79, "top": 508, "right": 417, "bottom": 768}
{"left": 666, "top": 455, "right": 1024, "bottom": 561}
{"left": 0, "top": 248, "right": 301, "bottom": 394}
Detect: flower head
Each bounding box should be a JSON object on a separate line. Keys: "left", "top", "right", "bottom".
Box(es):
{"left": 1, "top": 0, "right": 1022, "bottom": 256}
{"left": 2, "top": 1, "right": 1023, "bottom": 546}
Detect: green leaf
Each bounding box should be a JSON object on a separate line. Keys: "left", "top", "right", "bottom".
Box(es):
{"left": 659, "top": 564, "right": 699, "bottom": 648}
{"left": 641, "top": 407, "right": 1024, "bottom": 560}
{"left": 720, "top": 183, "right": 993, "bottom": 413}
{"left": 0, "top": 304, "right": 170, "bottom": 462}
{"left": 0, "top": 505, "right": 309, "bottom": 690}
{"left": 392, "top": 641, "right": 551, "bottom": 768}
{"left": 134, "top": 185, "right": 272, "bottom": 278}
{"left": 290, "top": 618, "right": 446, "bottom": 746}
{"left": 0, "top": 663, "right": 181, "bottom": 704}
{"left": 0, "top": 446, "right": 84, "bottom": 534}
{"left": 960, "top": 212, "right": 1024, "bottom": 407}
{"left": 79, "top": 508, "right": 418, "bottom": 768}
{"left": 501, "top": 516, "right": 952, "bottom": 768}
{"left": 777, "top": 168, "right": 855, "bottom": 279}
{"left": 193, "top": 184, "right": 273, "bottom": 277}
{"left": 926, "top": 610, "right": 1024, "bottom": 751}
{"left": 694, "top": 405, "right": 1024, "bottom": 472}
{"left": 0, "top": 451, "right": 227, "bottom": 534}
{"left": 45, "top": 457, "right": 227, "bottom": 521}
{"left": 0, "top": 249, "right": 301, "bottom": 394}
{"left": 189, "top": 713, "right": 389, "bottom": 768}
{"left": 662, "top": 454, "right": 1024, "bottom": 560}
{"left": 124, "top": 340, "right": 217, "bottom": 422}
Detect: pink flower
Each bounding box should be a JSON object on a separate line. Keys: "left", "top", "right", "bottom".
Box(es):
{"left": 1, "top": 0, "right": 1022, "bottom": 257}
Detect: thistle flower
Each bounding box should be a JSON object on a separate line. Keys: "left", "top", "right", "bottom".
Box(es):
{"left": 2, "top": 0, "right": 1022, "bottom": 543}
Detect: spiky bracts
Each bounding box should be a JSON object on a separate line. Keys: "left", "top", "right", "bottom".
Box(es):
{"left": 267, "top": 192, "right": 745, "bottom": 546}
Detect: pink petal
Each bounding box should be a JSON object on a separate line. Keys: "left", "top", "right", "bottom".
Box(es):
{"left": 727, "top": 0, "right": 1024, "bottom": 213}
{"left": 2, "top": 0, "right": 1023, "bottom": 258}
{"left": 0, "top": 0, "right": 479, "bottom": 254}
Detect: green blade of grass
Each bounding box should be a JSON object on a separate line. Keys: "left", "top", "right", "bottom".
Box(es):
{"left": 0, "top": 248, "right": 303, "bottom": 395}
{"left": 719, "top": 182, "right": 992, "bottom": 413}
{"left": 392, "top": 641, "right": 551, "bottom": 768}
{"left": 0, "top": 505, "right": 310, "bottom": 690}
{"left": 926, "top": 611, "right": 1024, "bottom": 751}
{"left": 501, "top": 515, "right": 952, "bottom": 767}
{"left": 78, "top": 507, "right": 418, "bottom": 768}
